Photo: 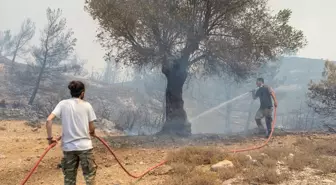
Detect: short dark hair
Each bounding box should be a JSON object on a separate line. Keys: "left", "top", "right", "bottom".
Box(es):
{"left": 68, "top": 81, "right": 85, "bottom": 97}
{"left": 257, "top": 78, "right": 264, "bottom": 83}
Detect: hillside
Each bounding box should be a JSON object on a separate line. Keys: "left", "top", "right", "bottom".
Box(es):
{"left": 0, "top": 56, "right": 328, "bottom": 135}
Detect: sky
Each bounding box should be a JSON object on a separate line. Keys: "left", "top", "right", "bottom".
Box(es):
{"left": 1, "top": 0, "right": 335, "bottom": 71}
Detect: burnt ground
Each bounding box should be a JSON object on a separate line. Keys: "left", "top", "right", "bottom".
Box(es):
{"left": 0, "top": 120, "right": 335, "bottom": 185}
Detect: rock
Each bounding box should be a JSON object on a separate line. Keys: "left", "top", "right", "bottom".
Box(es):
{"left": 31, "top": 127, "right": 38, "bottom": 132}
{"left": 139, "top": 161, "right": 144, "bottom": 165}
{"left": 289, "top": 153, "right": 294, "bottom": 159}
{"left": 105, "top": 164, "right": 111, "bottom": 168}
{"left": 276, "top": 168, "right": 281, "bottom": 175}
{"left": 277, "top": 161, "right": 285, "bottom": 165}
{"left": 261, "top": 153, "right": 268, "bottom": 157}
{"left": 322, "top": 179, "right": 334, "bottom": 184}
{"left": 246, "top": 155, "right": 253, "bottom": 161}
{"left": 211, "top": 160, "right": 234, "bottom": 171}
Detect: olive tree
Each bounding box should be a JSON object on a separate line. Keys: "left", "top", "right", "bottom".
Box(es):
{"left": 85, "top": 0, "right": 306, "bottom": 135}
{"left": 308, "top": 60, "right": 336, "bottom": 117}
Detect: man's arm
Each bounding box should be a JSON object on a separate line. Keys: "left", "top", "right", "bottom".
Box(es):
{"left": 252, "top": 89, "right": 258, "bottom": 100}
{"left": 46, "top": 102, "right": 62, "bottom": 142}
{"left": 46, "top": 113, "right": 56, "bottom": 139}
{"left": 269, "top": 87, "right": 278, "bottom": 107}
{"left": 89, "top": 121, "right": 96, "bottom": 136}
{"left": 88, "top": 103, "right": 97, "bottom": 136}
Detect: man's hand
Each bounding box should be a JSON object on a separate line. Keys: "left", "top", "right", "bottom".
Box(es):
{"left": 47, "top": 137, "right": 57, "bottom": 145}
{"left": 274, "top": 102, "right": 278, "bottom": 108}
{"left": 89, "top": 130, "right": 96, "bottom": 137}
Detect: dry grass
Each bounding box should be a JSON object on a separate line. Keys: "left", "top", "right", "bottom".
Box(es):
{"left": 218, "top": 168, "right": 238, "bottom": 181}
{"left": 164, "top": 136, "right": 336, "bottom": 185}
{"left": 166, "top": 146, "right": 228, "bottom": 167}
{"left": 0, "top": 126, "right": 6, "bottom": 131}
{"left": 167, "top": 170, "right": 219, "bottom": 185}
{"left": 314, "top": 157, "right": 336, "bottom": 174}
{"left": 244, "top": 166, "right": 290, "bottom": 184}
{"left": 262, "top": 147, "right": 293, "bottom": 160}
{"left": 287, "top": 152, "right": 315, "bottom": 171}
{"left": 314, "top": 140, "right": 336, "bottom": 156}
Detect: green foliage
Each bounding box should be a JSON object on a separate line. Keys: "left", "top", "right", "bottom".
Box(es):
{"left": 85, "top": 0, "right": 306, "bottom": 80}
{"left": 308, "top": 60, "right": 336, "bottom": 116}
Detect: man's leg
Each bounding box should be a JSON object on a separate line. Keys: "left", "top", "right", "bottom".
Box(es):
{"left": 79, "top": 149, "right": 97, "bottom": 185}
{"left": 264, "top": 108, "right": 273, "bottom": 137}
{"left": 62, "top": 151, "right": 79, "bottom": 185}
{"left": 255, "top": 108, "right": 265, "bottom": 134}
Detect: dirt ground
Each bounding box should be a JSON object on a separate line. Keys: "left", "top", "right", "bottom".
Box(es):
{"left": 0, "top": 120, "right": 336, "bottom": 185}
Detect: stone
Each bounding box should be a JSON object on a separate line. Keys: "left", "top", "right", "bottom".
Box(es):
{"left": 246, "top": 155, "right": 253, "bottom": 161}
{"left": 322, "top": 179, "right": 334, "bottom": 184}
{"left": 289, "top": 153, "right": 294, "bottom": 159}
{"left": 211, "top": 160, "right": 234, "bottom": 171}
{"left": 261, "top": 153, "right": 268, "bottom": 157}
{"left": 277, "top": 161, "right": 285, "bottom": 165}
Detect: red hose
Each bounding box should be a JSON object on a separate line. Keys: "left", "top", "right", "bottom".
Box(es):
{"left": 20, "top": 107, "right": 277, "bottom": 184}
{"left": 20, "top": 136, "right": 61, "bottom": 185}
{"left": 95, "top": 136, "right": 167, "bottom": 178}
{"left": 228, "top": 106, "right": 277, "bottom": 153}
{"left": 94, "top": 107, "right": 277, "bottom": 178}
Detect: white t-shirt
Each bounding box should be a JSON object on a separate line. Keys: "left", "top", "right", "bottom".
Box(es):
{"left": 52, "top": 98, "right": 97, "bottom": 151}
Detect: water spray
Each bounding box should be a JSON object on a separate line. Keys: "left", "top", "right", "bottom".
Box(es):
{"left": 190, "top": 86, "right": 276, "bottom": 123}
{"left": 190, "top": 91, "right": 251, "bottom": 122}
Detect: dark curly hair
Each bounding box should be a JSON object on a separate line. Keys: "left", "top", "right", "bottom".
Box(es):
{"left": 68, "top": 80, "right": 85, "bottom": 98}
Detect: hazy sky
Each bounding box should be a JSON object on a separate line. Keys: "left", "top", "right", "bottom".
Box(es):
{"left": 1, "top": 0, "right": 335, "bottom": 70}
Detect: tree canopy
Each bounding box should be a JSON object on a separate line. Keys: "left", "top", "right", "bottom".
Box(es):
{"left": 85, "top": 0, "right": 306, "bottom": 135}
{"left": 86, "top": 0, "right": 305, "bottom": 78}
{"left": 308, "top": 60, "right": 336, "bottom": 117}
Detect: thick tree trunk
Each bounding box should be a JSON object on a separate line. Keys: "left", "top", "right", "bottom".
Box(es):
{"left": 159, "top": 60, "right": 191, "bottom": 136}
{"left": 28, "top": 64, "right": 45, "bottom": 105}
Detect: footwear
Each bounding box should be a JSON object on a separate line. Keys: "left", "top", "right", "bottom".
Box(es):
{"left": 265, "top": 130, "right": 272, "bottom": 138}
{"left": 57, "top": 163, "right": 62, "bottom": 169}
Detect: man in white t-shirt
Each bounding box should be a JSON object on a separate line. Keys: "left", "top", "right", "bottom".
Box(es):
{"left": 46, "top": 80, "right": 97, "bottom": 185}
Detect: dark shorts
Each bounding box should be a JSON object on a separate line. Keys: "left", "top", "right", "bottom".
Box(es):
{"left": 255, "top": 107, "right": 273, "bottom": 120}
{"left": 61, "top": 149, "right": 97, "bottom": 185}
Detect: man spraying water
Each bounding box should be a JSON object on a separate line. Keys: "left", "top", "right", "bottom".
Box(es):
{"left": 251, "top": 78, "right": 278, "bottom": 138}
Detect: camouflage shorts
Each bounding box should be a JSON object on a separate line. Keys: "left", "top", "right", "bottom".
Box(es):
{"left": 61, "top": 149, "right": 97, "bottom": 185}
{"left": 255, "top": 108, "right": 273, "bottom": 120}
